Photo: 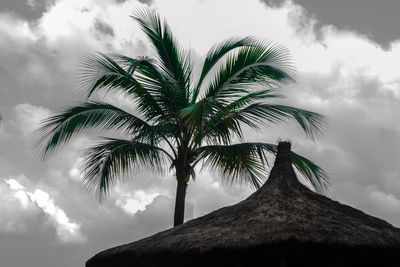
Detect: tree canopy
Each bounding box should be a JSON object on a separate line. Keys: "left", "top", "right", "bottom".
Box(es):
{"left": 33, "top": 8, "right": 328, "bottom": 226}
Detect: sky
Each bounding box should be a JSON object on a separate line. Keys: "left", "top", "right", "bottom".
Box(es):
{"left": 0, "top": 0, "right": 400, "bottom": 266}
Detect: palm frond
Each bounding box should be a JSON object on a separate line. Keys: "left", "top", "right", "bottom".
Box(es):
{"left": 196, "top": 142, "right": 330, "bottom": 192}
{"left": 32, "top": 101, "right": 160, "bottom": 158}
{"left": 110, "top": 54, "right": 155, "bottom": 75}
{"left": 78, "top": 52, "right": 138, "bottom": 97}
{"left": 78, "top": 53, "right": 164, "bottom": 120}
{"left": 82, "top": 138, "right": 169, "bottom": 199}
{"left": 131, "top": 8, "right": 192, "bottom": 101}
{"left": 179, "top": 97, "right": 218, "bottom": 131}
{"left": 205, "top": 41, "right": 295, "bottom": 103}
{"left": 254, "top": 143, "right": 330, "bottom": 193}
{"left": 112, "top": 53, "right": 188, "bottom": 119}
{"left": 192, "top": 36, "right": 257, "bottom": 102}
{"left": 208, "top": 103, "right": 327, "bottom": 141}
{"left": 195, "top": 143, "right": 276, "bottom": 188}
{"left": 195, "top": 90, "right": 283, "bottom": 144}
{"left": 290, "top": 151, "right": 331, "bottom": 193}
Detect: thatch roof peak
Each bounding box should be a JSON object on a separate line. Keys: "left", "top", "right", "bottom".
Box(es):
{"left": 262, "top": 141, "right": 295, "bottom": 184}
{"left": 87, "top": 141, "right": 400, "bottom": 267}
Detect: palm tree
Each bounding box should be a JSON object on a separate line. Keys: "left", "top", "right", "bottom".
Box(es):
{"left": 33, "top": 9, "right": 328, "bottom": 226}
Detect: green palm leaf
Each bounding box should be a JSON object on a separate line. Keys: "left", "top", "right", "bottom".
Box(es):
{"left": 78, "top": 53, "right": 164, "bottom": 120}
{"left": 205, "top": 41, "right": 295, "bottom": 103}
{"left": 208, "top": 103, "right": 326, "bottom": 142}
{"left": 82, "top": 138, "right": 170, "bottom": 198}
{"left": 79, "top": 52, "right": 139, "bottom": 97}
{"left": 131, "top": 8, "right": 192, "bottom": 101}
{"left": 110, "top": 54, "right": 155, "bottom": 75}
{"left": 196, "top": 142, "right": 329, "bottom": 193}
{"left": 185, "top": 89, "right": 283, "bottom": 145}
{"left": 256, "top": 143, "right": 329, "bottom": 193}
{"left": 33, "top": 101, "right": 160, "bottom": 158}
{"left": 112, "top": 53, "right": 188, "bottom": 119}
{"left": 196, "top": 143, "right": 276, "bottom": 188}
{"left": 192, "top": 36, "right": 257, "bottom": 102}
{"left": 290, "top": 151, "right": 330, "bottom": 193}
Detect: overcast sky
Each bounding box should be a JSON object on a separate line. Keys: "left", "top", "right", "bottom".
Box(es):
{"left": 1, "top": 0, "right": 400, "bottom": 266}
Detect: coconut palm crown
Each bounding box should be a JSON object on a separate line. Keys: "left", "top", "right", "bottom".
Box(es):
{"left": 33, "top": 9, "right": 328, "bottom": 226}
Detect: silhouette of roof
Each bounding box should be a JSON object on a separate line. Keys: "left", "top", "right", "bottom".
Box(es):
{"left": 86, "top": 142, "right": 400, "bottom": 267}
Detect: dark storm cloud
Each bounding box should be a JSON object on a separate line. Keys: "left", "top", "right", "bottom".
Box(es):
{"left": 262, "top": 0, "right": 400, "bottom": 47}
{"left": 0, "top": 0, "right": 53, "bottom": 21}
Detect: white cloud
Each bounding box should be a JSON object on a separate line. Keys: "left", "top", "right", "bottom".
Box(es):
{"left": 0, "top": 177, "right": 39, "bottom": 233}
{"left": 5, "top": 179, "right": 31, "bottom": 208}
{"left": 38, "top": 0, "right": 97, "bottom": 43}
{"left": 3, "top": 176, "right": 86, "bottom": 243}
{"left": 29, "top": 188, "right": 86, "bottom": 243}
{"left": 294, "top": 25, "right": 400, "bottom": 86}
{"left": 5, "top": 178, "right": 26, "bottom": 191}
{"left": 115, "top": 190, "right": 159, "bottom": 215}
{"left": 152, "top": 0, "right": 294, "bottom": 54}
{"left": 35, "top": 0, "right": 148, "bottom": 54}
{"left": 69, "top": 157, "right": 84, "bottom": 182}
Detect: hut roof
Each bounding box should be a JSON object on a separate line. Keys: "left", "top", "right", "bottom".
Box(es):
{"left": 86, "top": 142, "right": 400, "bottom": 267}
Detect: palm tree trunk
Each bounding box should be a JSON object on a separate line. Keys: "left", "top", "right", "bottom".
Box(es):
{"left": 173, "top": 176, "right": 188, "bottom": 226}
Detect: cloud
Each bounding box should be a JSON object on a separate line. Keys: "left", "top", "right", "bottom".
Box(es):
{"left": 1, "top": 0, "right": 400, "bottom": 266}
{"left": 368, "top": 185, "right": 400, "bottom": 213}
{"left": 94, "top": 18, "right": 115, "bottom": 37}
{"left": 186, "top": 171, "right": 253, "bottom": 218}
{"left": 3, "top": 176, "right": 86, "bottom": 243}
{"left": 29, "top": 188, "right": 86, "bottom": 243}
{"left": 148, "top": 0, "right": 400, "bottom": 227}
{"left": 0, "top": 177, "right": 40, "bottom": 234}
{"left": 13, "top": 103, "right": 51, "bottom": 138}
{"left": 131, "top": 195, "right": 193, "bottom": 237}
{"left": 0, "top": 0, "right": 149, "bottom": 109}
{"left": 115, "top": 189, "right": 159, "bottom": 215}
{"left": 69, "top": 157, "right": 84, "bottom": 181}
{"left": 0, "top": 0, "right": 54, "bottom": 21}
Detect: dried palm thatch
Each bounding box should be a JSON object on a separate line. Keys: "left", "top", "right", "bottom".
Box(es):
{"left": 86, "top": 142, "right": 400, "bottom": 267}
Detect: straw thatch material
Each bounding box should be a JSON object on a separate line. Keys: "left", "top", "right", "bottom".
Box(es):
{"left": 86, "top": 142, "right": 400, "bottom": 267}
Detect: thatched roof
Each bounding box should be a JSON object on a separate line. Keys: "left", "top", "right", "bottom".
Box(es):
{"left": 87, "top": 142, "right": 400, "bottom": 267}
